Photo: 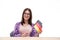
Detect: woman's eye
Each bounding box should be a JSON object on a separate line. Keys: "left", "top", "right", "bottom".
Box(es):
{"left": 27, "top": 14, "right": 30, "bottom": 15}
{"left": 24, "top": 13, "right": 30, "bottom": 15}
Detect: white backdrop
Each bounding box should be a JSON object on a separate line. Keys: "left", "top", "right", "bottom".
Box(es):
{"left": 0, "top": 0, "right": 60, "bottom": 37}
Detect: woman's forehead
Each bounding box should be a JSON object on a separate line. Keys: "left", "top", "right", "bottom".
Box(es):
{"left": 25, "top": 10, "right": 30, "bottom": 13}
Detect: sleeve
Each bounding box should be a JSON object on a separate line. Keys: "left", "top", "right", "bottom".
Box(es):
{"left": 32, "top": 27, "right": 39, "bottom": 37}
{"left": 30, "top": 24, "right": 39, "bottom": 37}
{"left": 10, "top": 22, "right": 21, "bottom": 37}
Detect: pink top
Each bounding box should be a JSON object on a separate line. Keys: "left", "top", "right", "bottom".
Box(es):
{"left": 19, "top": 24, "right": 32, "bottom": 37}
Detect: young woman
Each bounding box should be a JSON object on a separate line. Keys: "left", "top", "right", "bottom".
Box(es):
{"left": 10, "top": 8, "right": 39, "bottom": 37}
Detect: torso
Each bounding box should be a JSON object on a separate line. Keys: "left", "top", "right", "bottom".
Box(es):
{"left": 19, "top": 24, "right": 32, "bottom": 37}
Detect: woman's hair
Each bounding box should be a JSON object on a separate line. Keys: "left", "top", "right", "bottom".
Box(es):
{"left": 21, "top": 8, "right": 32, "bottom": 25}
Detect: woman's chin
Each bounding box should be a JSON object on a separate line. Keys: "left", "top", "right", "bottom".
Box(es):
{"left": 24, "top": 19, "right": 29, "bottom": 21}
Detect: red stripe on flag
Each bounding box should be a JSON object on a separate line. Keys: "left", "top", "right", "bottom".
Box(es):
{"left": 36, "top": 22, "right": 42, "bottom": 31}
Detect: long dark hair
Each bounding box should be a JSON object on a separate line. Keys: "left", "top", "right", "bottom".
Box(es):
{"left": 21, "top": 8, "right": 32, "bottom": 25}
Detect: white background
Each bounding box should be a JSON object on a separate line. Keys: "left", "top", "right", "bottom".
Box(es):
{"left": 0, "top": 0, "right": 60, "bottom": 37}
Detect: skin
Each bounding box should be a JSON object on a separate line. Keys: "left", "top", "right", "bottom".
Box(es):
{"left": 21, "top": 10, "right": 30, "bottom": 37}
{"left": 24, "top": 10, "right": 30, "bottom": 24}
{"left": 20, "top": 10, "right": 39, "bottom": 37}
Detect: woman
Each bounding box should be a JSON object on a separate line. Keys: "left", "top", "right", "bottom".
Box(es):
{"left": 10, "top": 8, "right": 39, "bottom": 37}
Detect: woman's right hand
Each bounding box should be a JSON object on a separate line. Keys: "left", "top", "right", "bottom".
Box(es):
{"left": 21, "top": 32, "right": 28, "bottom": 37}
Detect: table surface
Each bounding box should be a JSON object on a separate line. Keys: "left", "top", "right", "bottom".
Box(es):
{"left": 0, "top": 37, "right": 60, "bottom": 40}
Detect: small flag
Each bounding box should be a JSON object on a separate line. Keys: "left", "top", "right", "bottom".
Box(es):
{"left": 34, "top": 20, "right": 42, "bottom": 33}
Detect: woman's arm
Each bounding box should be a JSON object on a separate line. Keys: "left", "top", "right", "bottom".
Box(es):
{"left": 30, "top": 24, "right": 39, "bottom": 37}
{"left": 10, "top": 22, "right": 21, "bottom": 37}
{"left": 32, "top": 27, "right": 39, "bottom": 37}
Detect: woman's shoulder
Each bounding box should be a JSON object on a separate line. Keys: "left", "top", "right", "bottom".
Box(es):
{"left": 15, "top": 22, "right": 21, "bottom": 28}
{"left": 15, "top": 22, "right": 35, "bottom": 27}
{"left": 16, "top": 22, "right": 34, "bottom": 25}
{"left": 15, "top": 22, "right": 21, "bottom": 25}
{"left": 32, "top": 23, "right": 35, "bottom": 26}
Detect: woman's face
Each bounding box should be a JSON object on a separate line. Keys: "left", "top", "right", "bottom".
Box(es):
{"left": 24, "top": 10, "right": 30, "bottom": 21}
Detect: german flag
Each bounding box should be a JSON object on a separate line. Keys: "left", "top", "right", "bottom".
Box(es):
{"left": 34, "top": 20, "right": 42, "bottom": 33}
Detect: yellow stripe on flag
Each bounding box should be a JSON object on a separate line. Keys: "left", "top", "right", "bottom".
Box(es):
{"left": 34, "top": 25, "right": 41, "bottom": 33}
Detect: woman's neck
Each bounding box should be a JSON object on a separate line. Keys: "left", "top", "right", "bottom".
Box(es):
{"left": 23, "top": 20, "right": 29, "bottom": 27}
{"left": 24, "top": 20, "right": 28, "bottom": 24}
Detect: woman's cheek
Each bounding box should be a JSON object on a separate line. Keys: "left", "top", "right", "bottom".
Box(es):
{"left": 28, "top": 15, "right": 30, "bottom": 19}
{"left": 24, "top": 15, "right": 30, "bottom": 20}
{"left": 24, "top": 16, "right": 28, "bottom": 20}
